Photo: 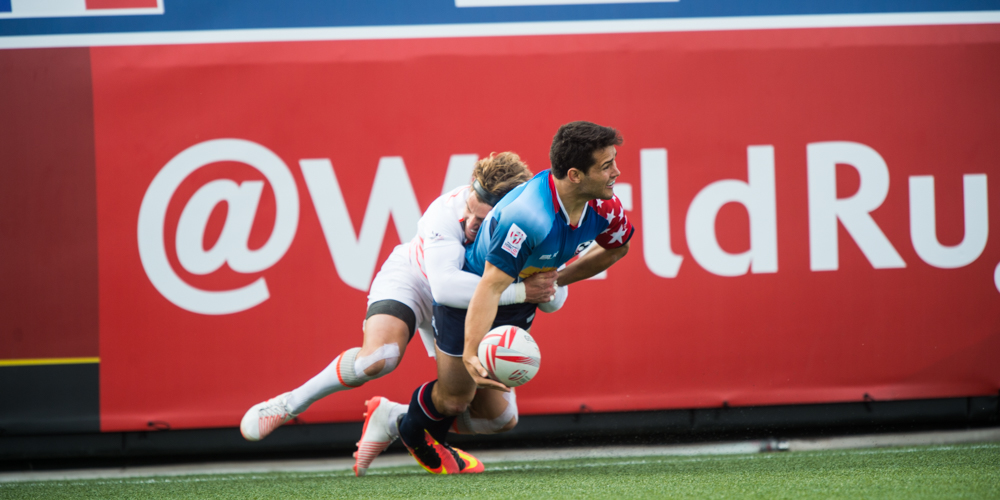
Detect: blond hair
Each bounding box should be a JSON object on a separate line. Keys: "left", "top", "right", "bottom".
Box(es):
{"left": 472, "top": 152, "right": 533, "bottom": 204}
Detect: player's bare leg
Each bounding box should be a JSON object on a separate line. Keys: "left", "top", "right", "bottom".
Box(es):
{"left": 241, "top": 314, "right": 409, "bottom": 442}
{"left": 431, "top": 347, "right": 478, "bottom": 417}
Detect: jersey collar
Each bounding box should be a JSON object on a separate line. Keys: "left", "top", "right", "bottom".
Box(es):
{"left": 548, "top": 171, "right": 587, "bottom": 229}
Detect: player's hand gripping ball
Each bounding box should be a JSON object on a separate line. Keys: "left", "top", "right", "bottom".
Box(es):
{"left": 477, "top": 325, "right": 541, "bottom": 388}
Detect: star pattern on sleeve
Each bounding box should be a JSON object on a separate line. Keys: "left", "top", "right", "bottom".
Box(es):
{"left": 607, "top": 225, "right": 628, "bottom": 245}
{"left": 593, "top": 195, "right": 633, "bottom": 249}
{"left": 605, "top": 206, "right": 617, "bottom": 224}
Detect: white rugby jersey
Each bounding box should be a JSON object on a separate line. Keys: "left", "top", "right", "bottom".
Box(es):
{"left": 403, "top": 185, "right": 488, "bottom": 308}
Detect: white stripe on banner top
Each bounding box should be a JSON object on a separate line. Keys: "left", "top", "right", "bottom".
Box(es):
{"left": 0, "top": 0, "right": 162, "bottom": 18}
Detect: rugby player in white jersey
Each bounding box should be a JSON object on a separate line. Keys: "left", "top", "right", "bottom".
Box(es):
{"left": 239, "top": 152, "right": 567, "bottom": 476}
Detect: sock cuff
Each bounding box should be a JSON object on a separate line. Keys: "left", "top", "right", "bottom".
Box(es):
{"left": 336, "top": 347, "right": 366, "bottom": 388}
{"left": 415, "top": 381, "right": 445, "bottom": 421}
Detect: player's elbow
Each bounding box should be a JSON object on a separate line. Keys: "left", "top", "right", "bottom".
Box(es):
{"left": 430, "top": 288, "right": 467, "bottom": 309}
{"left": 428, "top": 276, "right": 461, "bottom": 308}
{"left": 610, "top": 241, "right": 630, "bottom": 262}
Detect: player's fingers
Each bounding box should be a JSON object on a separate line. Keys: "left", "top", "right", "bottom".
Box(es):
{"left": 476, "top": 376, "right": 510, "bottom": 392}
{"left": 466, "top": 356, "right": 510, "bottom": 392}
{"left": 466, "top": 355, "right": 488, "bottom": 378}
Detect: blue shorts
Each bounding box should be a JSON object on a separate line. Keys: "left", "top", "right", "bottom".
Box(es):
{"left": 432, "top": 302, "right": 537, "bottom": 357}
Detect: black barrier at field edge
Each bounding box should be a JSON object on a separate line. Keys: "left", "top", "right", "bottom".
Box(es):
{"left": 0, "top": 395, "right": 996, "bottom": 467}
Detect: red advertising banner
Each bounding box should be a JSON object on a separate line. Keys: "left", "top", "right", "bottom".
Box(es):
{"left": 83, "top": 25, "right": 1000, "bottom": 432}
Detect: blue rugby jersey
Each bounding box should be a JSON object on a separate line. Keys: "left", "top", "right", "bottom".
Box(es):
{"left": 465, "top": 170, "right": 634, "bottom": 281}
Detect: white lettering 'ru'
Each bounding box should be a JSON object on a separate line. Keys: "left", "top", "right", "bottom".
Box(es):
{"left": 807, "top": 141, "right": 905, "bottom": 271}
{"left": 909, "top": 174, "right": 988, "bottom": 269}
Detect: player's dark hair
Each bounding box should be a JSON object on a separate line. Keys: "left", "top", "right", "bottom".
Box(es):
{"left": 472, "top": 152, "right": 534, "bottom": 206}
{"left": 549, "top": 121, "right": 623, "bottom": 179}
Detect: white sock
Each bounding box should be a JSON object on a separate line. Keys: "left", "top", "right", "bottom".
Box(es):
{"left": 286, "top": 348, "right": 371, "bottom": 415}
{"left": 386, "top": 403, "right": 408, "bottom": 440}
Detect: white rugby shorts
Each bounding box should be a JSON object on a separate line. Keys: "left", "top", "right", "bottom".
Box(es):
{"left": 366, "top": 244, "right": 436, "bottom": 357}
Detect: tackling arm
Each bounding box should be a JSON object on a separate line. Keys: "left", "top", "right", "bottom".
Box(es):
{"left": 425, "top": 238, "right": 556, "bottom": 307}
{"left": 556, "top": 241, "right": 630, "bottom": 287}
{"left": 463, "top": 262, "right": 514, "bottom": 392}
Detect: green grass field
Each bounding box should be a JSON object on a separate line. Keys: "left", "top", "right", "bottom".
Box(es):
{"left": 3, "top": 443, "right": 998, "bottom": 499}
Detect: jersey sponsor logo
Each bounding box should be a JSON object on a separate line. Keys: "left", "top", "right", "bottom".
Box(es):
{"left": 502, "top": 223, "right": 527, "bottom": 257}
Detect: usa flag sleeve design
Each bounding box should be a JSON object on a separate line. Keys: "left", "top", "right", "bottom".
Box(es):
{"left": 594, "top": 195, "right": 635, "bottom": 249}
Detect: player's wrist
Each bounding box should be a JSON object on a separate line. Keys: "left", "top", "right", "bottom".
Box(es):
{"left": 498, "top": 282, "right": 526, "bottom": 305}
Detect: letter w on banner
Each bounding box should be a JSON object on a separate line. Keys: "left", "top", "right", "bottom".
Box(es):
{"left": 301, "top": 157, "right": 420, "bottom": 291}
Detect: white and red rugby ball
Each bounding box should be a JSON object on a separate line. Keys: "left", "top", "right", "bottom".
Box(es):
{"left": 477, "top": 325, "right": 541, "bottom": 388}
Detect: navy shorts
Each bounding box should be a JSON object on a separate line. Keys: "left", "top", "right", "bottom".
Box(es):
{"left": 432, "top": 302, "right": 537, "bottom": 357}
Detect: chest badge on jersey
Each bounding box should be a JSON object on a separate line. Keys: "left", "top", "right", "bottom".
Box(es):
{"left": 502, "top": 223, "right": 527, "bottom": 257}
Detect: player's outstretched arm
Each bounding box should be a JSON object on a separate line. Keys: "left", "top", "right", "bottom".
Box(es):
{"left": 463, "top": 262, "right": 514, "bottom": 393}
{"left": 557, "top": 242, "right": 630, "bottom": 287}
{"left": 425, "top": 238, "right": 554, "bottom": 308}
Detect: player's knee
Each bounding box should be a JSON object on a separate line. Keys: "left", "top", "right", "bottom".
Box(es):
{"left": 436, "top": 394, "right": 471, "bottom": 417}
{"left": 354, "top": 343, "right": 401, "bottom": 381}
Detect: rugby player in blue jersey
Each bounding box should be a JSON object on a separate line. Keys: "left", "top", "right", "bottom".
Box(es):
{"left": 389, "top": 121, "right": 635, "bottom": 474}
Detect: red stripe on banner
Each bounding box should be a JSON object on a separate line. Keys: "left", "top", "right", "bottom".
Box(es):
{"left": 86, "top": 0, "right": 157, "bottom": 9}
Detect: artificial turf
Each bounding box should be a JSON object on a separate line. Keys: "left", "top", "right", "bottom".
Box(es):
{"left": 2, "top": 443, "right": 998, "bottom": 499}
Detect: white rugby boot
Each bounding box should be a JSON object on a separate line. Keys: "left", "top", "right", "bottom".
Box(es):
{"left": 240, "top": 392, "right": 296, "bottom": 441}
{"left": 353, "top": 396, "right": 402, "bottom": 477}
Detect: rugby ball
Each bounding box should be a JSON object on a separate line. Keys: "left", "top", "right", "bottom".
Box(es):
{"left": 477, "top": 325, "right": 541, "bottom": 388}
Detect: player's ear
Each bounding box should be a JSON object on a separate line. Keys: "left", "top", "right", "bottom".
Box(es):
{"left": 567, "top": 168, "right": 584, "bottom": 184}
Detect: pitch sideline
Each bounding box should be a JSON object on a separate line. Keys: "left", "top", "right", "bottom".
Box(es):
{"left": 1, "top": 427, "right": 997, "bottom": 483}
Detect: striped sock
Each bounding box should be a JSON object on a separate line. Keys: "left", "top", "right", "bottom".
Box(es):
{"left": 398, "top": 380, "right": 455, "bottom": 446}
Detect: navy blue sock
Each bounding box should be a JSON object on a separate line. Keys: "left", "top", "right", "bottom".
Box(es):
{"left": 397, "top": 380, "right": 456, "bottom": 446}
